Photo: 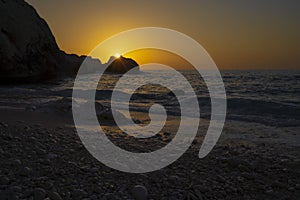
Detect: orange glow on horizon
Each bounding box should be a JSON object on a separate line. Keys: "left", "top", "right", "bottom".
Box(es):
{"left": 124, "top": 49, "right": 195, "bottom": 70}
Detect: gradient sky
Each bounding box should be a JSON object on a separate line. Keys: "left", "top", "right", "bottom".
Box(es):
{"left": 26, "top": 0, "right": 300, "bottom": 70}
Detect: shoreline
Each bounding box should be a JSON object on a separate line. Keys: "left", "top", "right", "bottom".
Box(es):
{"left": 0, "top": 103, "right": 299, "bottom": 199}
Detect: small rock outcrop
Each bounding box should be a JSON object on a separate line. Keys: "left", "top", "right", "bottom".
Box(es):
{"left": 106, "top": 56, "right": 140, "bottom": 74}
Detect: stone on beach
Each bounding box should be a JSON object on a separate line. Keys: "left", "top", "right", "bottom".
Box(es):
{"left": 131, "top": 185, "right": 148, "bottom": 200}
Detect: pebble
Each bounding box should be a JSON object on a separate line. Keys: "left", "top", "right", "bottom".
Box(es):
{"left": 72, "top": 189, "right": 87, "bottom": 199}
{"left": 19, "top": 167, "right": 31, "bottom": 176}
{"left": 163, "top": 138, "right": 172, "bottom": 143}
{"left": 6, "top": 191, "right": 18, "bottom": 200}
{"left": 194, "top": 189, "right": 203, "bottom": 200}
{"left": 36, "top": 148, "right": 46, "bottom": 155}
{"left": 169, "top": 175, "right": 180, "bottom": 182}
{"left": 0, "top": 176, "right": 10, "bottom": 185}
{"left": 189, "top": 192, "right": 200, "bottom": 200}
{"left": 48, "top": 191, "right": 63, "bottom": 200}
{"left": 163, "top": 132, "right": 171, "bottom": 136}
{"left": 43, "top": 181, "right": 54, "bottom": 190}
{"left": 34, "top": 188, "right": 46, "bottom": 200}
{"left": 0, "top": 101, "right": 299, "bottom": 200}
{"left": 0, "top": 122, "right": 8, "bottom": 127}
{"left": 266, "top": 189, "right": 273, "bottom": 194}
{"left": 134, "top": 119, "right": 142, "bottom": 124}
{"left": 46, "top": 153, "right": 58, "bottom": 160}
{"left": 12, "top": 159, "right": 22, "bottom": 166}
{"left": 194, "top": 185, "right": 209, "bottom": 193}
{"left": 11, "top": 186, "right": 22, "bottom": 193}
{"left": 103, "top": 193, "right": 115, "bottom": 200}
{"left": 131, "top": 185, "right": 148, "bottom": 200}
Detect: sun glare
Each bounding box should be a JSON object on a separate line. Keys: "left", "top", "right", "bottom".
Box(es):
{"left": 114, "top": 53, "right": 121, "bottom": 58}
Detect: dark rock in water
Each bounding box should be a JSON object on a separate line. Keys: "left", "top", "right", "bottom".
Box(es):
{"left": 106, "top": 56, "right": 140, "bottom": 74}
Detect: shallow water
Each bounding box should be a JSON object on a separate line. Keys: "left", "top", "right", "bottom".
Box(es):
{"left": 1, "top": 70, "right": 299, "bottom": 127}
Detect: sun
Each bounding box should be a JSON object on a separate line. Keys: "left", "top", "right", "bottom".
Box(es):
{"left": 114, "top": 53, "right": 121, "bottom": 58}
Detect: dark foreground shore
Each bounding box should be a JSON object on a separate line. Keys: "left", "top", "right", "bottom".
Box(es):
{"left": 0, "top": 106, "right": 299, "bottom": 200}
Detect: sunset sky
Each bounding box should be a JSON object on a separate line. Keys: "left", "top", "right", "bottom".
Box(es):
{"left": 26, "top": 0, "right": 300, "bottom": 70}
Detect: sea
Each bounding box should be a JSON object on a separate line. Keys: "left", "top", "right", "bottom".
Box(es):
{"left": 0, "top": 70, "right": 299, "bottom": 127}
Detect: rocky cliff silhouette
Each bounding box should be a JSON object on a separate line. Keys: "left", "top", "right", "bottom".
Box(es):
{"left": 0, "top": 0, "right": 139, "bottom": 83}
